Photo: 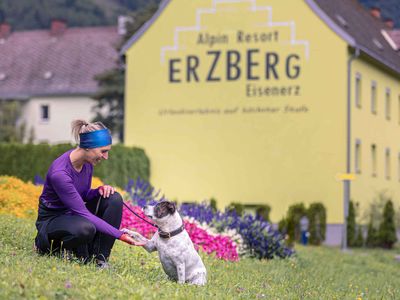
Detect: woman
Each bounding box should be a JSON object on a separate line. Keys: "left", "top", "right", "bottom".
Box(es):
{"left": 34, "top": 120, "right": 142, "bottom": 268}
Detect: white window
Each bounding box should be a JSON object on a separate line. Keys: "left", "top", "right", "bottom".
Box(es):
{"left": 355, "top": 73, "right": 362, "bottom": 108}
{"left": 385, "top": 148, "right": 391, "bottom": 180}
{"left": 371, "top": 144, "right": 377, "bottom": 177}
{"left": 371, "top": 81, "right": 377, "bottom": 114}
{"left": 385, "top": 88, "right": 391, "bottom": 120}
{"left": 40, "top": 105, "right": 49, "bottom": 122}
{"left": 355, "top": 139, "right": 361, "bottom": 173}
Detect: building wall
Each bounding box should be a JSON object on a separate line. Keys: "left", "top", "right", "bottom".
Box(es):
{"left": 352, "top": 58, "right": 400, "bottom": 217}
{"left": 20, "top": 96, "right": 96, "bottom": 144}
{"left": 124, "top": 0, "right": 351, "bottom": 224}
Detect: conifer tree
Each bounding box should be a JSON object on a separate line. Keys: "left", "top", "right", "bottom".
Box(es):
{"left": 378, "top": 200, "right": 397, "bottom": 249}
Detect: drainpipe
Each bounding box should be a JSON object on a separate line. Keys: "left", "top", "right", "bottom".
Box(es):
{"left": 342, "top": 47, "right": 360, "bottom": 251}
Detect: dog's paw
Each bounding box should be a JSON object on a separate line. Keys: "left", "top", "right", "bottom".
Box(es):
{"left": 120, "top": 228, "right": 149, "bottom": 243}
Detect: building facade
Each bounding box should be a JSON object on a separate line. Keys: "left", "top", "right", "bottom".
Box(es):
{"left": 122, "top": 0, "right": 400, "bottom": 244}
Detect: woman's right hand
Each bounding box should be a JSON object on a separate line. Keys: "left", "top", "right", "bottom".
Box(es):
{"left": 119, "top": 233, "right": 146, "bottom": 246}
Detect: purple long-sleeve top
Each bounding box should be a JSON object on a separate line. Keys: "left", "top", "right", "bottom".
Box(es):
{"left": 39, "top": 149, "right": 123, "bottom": 239}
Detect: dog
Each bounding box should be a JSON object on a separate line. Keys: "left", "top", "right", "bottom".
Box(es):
{"left": 122, "top": 201, "right": 207, "bottom": 285}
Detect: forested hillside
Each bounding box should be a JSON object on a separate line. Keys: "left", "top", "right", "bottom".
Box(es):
{"left": 0, "top": 0, "right": 160, "bottom": 31}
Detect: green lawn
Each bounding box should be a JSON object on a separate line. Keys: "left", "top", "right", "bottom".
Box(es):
{"left": 1, "top": 214, "right": 399, "bottom": 299}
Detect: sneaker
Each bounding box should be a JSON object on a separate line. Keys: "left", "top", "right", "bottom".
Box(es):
{"left": 96, "top": 259, "right": 110, "bottom": 270}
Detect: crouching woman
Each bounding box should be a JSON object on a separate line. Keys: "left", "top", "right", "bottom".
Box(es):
{"left": 34, "top": 120, "right": 143, "bottom": 267}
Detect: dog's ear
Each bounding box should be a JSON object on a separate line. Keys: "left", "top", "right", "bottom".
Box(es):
{"left": 167, "top": 202, "right": 176, "bottom": 214}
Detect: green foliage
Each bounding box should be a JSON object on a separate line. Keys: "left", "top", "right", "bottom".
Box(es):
{"left": 0, "top": 100, "right": 25, "bottom": 143}
{"left": 378, "top": 200, "right": 397, "bottom": 249}
{"left": 364, "top": 193, "right": 398, "bottom": 249}
{"left": 0, "top": 143, "right": 149, "bottom": 188}
{"left": 347, "top": 201, "right": 357, "bottom": 247}
{"left": 255, "top": 204, "right": 271, "bottom": 222}
{"left": 354, "top": 227, "right": 364, "bottom": 247}
{"left": 227, "top": 202, "right": 244, "bottom": 216}
{"left": 366, "top": 220, "right": 380, "bottom": 248}
{"left": 2, "top": 214, "right": 400, "bottom": 299}
{"left": 286, "top": 203, "right": 307, "bottom": 245}
{"left": 307, "top": 202, "right": 326, "bottom": 245}
{"left": 92, "top": 3, "right": 159, "bottom": 140}
{"left": 0, "top": 0, "right": 162, "bottom": 31}
{"left": 209, "top": 197, "right": 217, "bottom": 212}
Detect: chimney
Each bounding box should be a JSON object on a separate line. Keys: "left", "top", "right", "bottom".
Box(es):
{"left": 0, "top": 23, "right": 11, "bottom": 39}
{"left": 50, "top": 19, "right": 67, "bottom": 36}
{"left": 118, "top": 15, "right": 134, "bottom": 36}
{"left": 384, "top": 19, "right": 394, "bottom": 29}
{"left": 370, "top": 7, "right": 381, "bottom": 19}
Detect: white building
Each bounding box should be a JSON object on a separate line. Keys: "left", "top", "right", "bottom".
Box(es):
{"left": 0, "top": 20, "right": 121, "bottom": 144}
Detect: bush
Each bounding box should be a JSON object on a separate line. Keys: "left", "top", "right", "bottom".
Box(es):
{"left": 227, "top": 202, "right": 244, "bottom": 216}
{"left": 366, "top": 220, "right": 379, "bottom": 248}
{"left": 307, "top": 202, "right": 326, "bottom": 245}
{"left": 255, "top": 204, "right": 271, "bottom": 222}
{"left": 0, "top": 143, "right": 150, "bottom": 188}
{"left": 286, "top": 203, "right": 307, "bottom": 244}
{"left": 347, "top": 201, "right": 357, "bottom": 247}
{"left": 378, "top": 200, "right": 397, "bottom": 249}
{"left": 0, "top": 176, "right": 41, "bottom": 219}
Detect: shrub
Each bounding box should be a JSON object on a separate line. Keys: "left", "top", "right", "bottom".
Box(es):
{"left": 366, "top": 220, "right": 379, "bottom": 248}
{"left": 0, "top": 176, "right": 41, "bottom": 219}
{"left": 307, "top": 202, "right": 326, "bottom": 245}
{"left": 255, "top": 204, "right": 271, "bottom": 222}
{"left": 378, "top": 200, "right": 397, "bottom": 249}
{"left": 227, "top": 202, "right": 244, "bottom": 216}
{"left": 354, "top": 226, "right": 364, "bottom": 247}
{"left": 0, "top": 143, "right": 150, "bottom": 188}
{"left": 286, "top": 203, "right": 307, "bottom": 244}
{"left": 347, "top": 201, "right": 357, "bottom": 247}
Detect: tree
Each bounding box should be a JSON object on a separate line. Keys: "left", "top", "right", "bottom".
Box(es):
{"left": 378, "top": 200, "right": 397, "bottom": 249}
{"left": 92, "top": 3, "right": 159, "bottom": 141}
{"left": 0, "top": 100, "right": 25, "bottom": 142}
{"left": 308, "top": 202, "right": 326, "bottom": 245}
{"left": 347, "top": 201, "right": 357, "bottom": 247}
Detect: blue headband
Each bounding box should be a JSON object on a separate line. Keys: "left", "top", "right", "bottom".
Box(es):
{"left": 79, "top": 129, "right": 112, "bottom": 149}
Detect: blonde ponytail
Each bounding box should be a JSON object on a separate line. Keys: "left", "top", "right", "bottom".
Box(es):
{"left": 71, "top": 119, "right": 108, "bottom": 145}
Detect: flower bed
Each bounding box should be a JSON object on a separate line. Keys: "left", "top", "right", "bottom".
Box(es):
{"left": 120, "top": 202, "right": 240, "bottom": 261}
{"left": 0, "top": 176, "right": 41, "bottom": 219}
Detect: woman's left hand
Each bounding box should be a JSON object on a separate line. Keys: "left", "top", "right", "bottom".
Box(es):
{"left": 98, "top": 185, "right": 115, "bottom": 198}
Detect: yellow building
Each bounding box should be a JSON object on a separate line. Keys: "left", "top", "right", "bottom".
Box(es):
{"left": 121, "top": 0, "right": 400, "bottom": 244}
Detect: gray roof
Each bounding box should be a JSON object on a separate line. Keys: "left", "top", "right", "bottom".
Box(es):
{"left": 308, "top": 0, "right": 400, "bottom": 76}
{"left": 0, "top": 26, "right": 121, "bottom": 99}
{"left": 121, "top": 0, "right": 400, "bottom": 77}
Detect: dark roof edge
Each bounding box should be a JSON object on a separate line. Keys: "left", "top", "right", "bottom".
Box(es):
{"left": 120, "top": 0, "right": 171, "bottom": 55}
{"left": 305, "top": 0, "right": 356, "bottom": 46}
{"left": 306, "top": 0, "right": 400, "bottom": 77}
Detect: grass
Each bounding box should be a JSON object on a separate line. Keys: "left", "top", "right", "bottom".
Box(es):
{"left": 1, "top": 214, "right": 399, "bottom": 299}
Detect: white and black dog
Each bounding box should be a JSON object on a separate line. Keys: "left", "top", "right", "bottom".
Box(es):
{"left": 122, "top": 201, "right": 207, "bottom": 285}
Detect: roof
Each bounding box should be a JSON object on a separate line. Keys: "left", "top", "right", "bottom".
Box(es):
{"left": 308, "top": 0, "right": 400, "bottom": 76}
{"left": 121, "top": 0, "right": 400, "bottom": 77}
{"left": 0, "top": 26, "right": 121, "bottom": 99}
{"left": 388, "top": 30, "right": 400, "bottom": 50}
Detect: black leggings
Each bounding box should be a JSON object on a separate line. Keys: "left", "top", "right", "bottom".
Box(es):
{"left": 46, "top": 192, "right": 123, "bottom": 262}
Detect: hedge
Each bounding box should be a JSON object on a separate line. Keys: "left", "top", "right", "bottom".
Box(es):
{"left": 0, "top": 143, "right": 150, "bottom": 188}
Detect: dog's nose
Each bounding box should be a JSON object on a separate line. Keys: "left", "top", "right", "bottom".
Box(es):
{"left": 143, "top": 205, "right": 147, "bottom": 211}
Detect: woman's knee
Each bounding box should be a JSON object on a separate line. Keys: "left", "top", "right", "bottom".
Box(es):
{"left": 106, "top": 192, "right": 123, "bottom": 210}
{"left": 75, "top": 222, "right": 96, "bottom": 242}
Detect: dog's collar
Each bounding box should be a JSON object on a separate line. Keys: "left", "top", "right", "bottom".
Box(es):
{"left": 158, "top": 224, "right": 185, "bottom": 239}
